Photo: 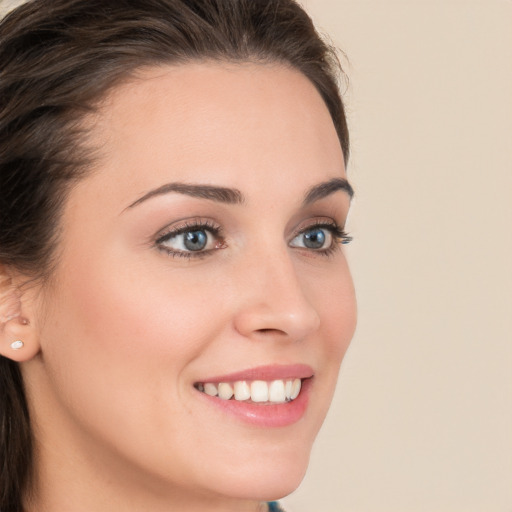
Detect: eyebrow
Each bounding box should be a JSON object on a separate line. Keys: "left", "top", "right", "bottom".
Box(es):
{"left": 127, "top": 182, "right": 244, "bottom": 208}
{"left": 303, "top": 177, "right": 354, "bottom": 204}
{"left": 127, "top": 177, "right": 353, "bottom": 209}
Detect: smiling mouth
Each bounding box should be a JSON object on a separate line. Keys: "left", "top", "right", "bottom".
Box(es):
{"left": 194, "top": 378, "right": 303, "bottom": 404}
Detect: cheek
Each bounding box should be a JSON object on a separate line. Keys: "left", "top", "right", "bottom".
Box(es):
{"left": 308, "top": 258, "right": 356, "bottom": 426}
{"left": 58, "top": 247, "right": 220, "bottom": 347}
{"left": 309, "top": 257, "right": 357, "bottom": 361}
{"left": 40, "top": 248, "right": 224, "bottom": 421}
{"left": 36, "top": 248, "right": 237, "bottom": 487}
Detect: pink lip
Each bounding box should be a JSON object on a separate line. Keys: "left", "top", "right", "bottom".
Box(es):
{"left": 194, "top": 364, "right": 314, "bottom": 428}
{"left": 197, "top": 363, "right": 314, "bottom": 384}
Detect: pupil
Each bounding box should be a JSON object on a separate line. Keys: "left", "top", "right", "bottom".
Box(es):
{"left": 184, "top": 230, "right": 207, "bottom": 251}
{"left": 304, "top": 228, "right": 325, "bottom": 249}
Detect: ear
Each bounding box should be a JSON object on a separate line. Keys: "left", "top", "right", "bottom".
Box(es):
{"left": 0, "top": 265, "right": 41, "bottom": 362}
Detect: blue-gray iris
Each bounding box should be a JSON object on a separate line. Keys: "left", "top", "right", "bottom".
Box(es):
{"left": 304, "top": 228, "right": 325, "bottom": 249}
{"left": 184, "top": 230, "right": 207, "bottom": 251}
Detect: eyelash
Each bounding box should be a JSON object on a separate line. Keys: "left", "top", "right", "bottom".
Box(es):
{"left": 155, "top": 220, "right": 352, "bottom": 260}
{"left": 293, "top": 221, "right": 352, "bottom": 258}
{"left": 155, "top": 220, "right": 223, "bottom": 259}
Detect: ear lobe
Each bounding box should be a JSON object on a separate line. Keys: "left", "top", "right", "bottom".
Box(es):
{"left": 0, "top": 266, "right": 41, "bottom": 362}
{"left": 0, "top": 316, "right": 40, "bottom": 362}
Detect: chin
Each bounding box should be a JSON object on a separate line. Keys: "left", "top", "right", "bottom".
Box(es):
{"left": 196, "top": 435, "right": 313, "bottom": 502}
{"left": 251, "top": 463, "right": 309, "bottom": 501}
{"left": 214, "top": 462, "right": 309, "bottom": 503}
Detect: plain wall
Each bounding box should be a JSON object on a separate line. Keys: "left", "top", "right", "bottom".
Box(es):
{"left": 282, "top": 1, "right": 512, "bottom": 511}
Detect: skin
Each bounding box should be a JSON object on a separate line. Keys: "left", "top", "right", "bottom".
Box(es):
{"left": 12, "top": 62, "right": 356, "bottom": 512}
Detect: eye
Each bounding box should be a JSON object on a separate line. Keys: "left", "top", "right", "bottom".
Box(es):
{"left": 290, "top": 226, "right": 333, "bottom": 250}
{"left": 289, "top": 222, "right": 351, "bottom": 253}
{"left": 156, "top": 222, "right": 222, "bottom": 258}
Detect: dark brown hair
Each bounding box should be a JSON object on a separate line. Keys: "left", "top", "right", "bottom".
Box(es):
{"left": 0, "top": 0, "right": 349, "bottom": 509}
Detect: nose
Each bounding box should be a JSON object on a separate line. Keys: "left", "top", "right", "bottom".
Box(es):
{"left": 232, "top": 248, "right": 321, "bottom": 343}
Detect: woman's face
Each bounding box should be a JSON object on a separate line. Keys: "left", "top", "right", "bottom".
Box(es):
{"left": 27, "top": 63, "right": 356, "bottom": 509}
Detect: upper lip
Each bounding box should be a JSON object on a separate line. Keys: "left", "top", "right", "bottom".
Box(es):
{"left": 196, "top": 364, "right": 314, "bottom": 384}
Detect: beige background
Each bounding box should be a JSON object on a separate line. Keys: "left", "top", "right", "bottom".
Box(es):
{"left": 1, "top": 1, "right": 510, "bottom": 511}
{"left": 282, "top": 1, "right": 512, "bottom": 511}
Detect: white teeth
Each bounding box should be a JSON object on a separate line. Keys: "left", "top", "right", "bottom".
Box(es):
{"left": 204, "top": 383, "right": 218, "bottom": 397}
{"left": 234, "top": 381, "right": 251, "bottom": 401}
{"left": 269, "top": 379, "right": 286, "bottom": 403}
{"left": 251, "top": 380, "right": 269, "bottom": 402}
{"left": 285, "top": 380, "right": 293, "bottom": 400}
{"left": 198, "top": 378, "right": 304, "bottom": 403}
{"left": 290, "top": 378, "right": 301, "bottom": 400}
{"left": 218, "top": 383, "right": 234, "bottom": 400}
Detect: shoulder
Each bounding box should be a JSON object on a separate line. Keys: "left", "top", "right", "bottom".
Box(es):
{"left": 267, "top": 502, "right": 287, "bottom": 512}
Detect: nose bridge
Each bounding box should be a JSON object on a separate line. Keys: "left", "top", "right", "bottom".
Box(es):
{"left": 233, "top": 242, "right": 320, "bottom": 341}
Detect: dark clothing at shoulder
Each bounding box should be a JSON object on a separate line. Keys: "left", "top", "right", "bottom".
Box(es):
{"left": 268, "top": 502, "right": 286, "bottom": 512}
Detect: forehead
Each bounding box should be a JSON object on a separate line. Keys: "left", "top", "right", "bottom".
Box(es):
{"left": 86, "top": 62, "right": 345, "bottom": 203}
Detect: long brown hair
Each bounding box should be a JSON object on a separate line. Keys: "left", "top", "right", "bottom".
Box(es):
{"left": 0, "top": 1, "right": 349, "bottom": 509}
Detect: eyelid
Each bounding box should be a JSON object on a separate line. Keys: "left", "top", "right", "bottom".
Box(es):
{"left": 290, "top": 218, "right": 352, "bottom": 251}
{"left": 155, "top": 217, "right": 221, "bottom": 243}
{"left": 291, "top": 217, "right": 345, "bottom": 239}
{"left": 154, "top": 217, "right": 224, "bottom": 259}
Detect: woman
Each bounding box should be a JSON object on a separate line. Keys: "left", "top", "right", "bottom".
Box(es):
{"left": 0, "top": 0, "right": 356, "bottom": 510}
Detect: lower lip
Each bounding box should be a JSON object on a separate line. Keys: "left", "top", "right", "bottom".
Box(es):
{"left": 195, "top": 378, "right": 312, "bottom": 428}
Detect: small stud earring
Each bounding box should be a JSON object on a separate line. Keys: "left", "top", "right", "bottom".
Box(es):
{"left": 10, "top": 340, "right": 24, "bottom": 350}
